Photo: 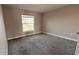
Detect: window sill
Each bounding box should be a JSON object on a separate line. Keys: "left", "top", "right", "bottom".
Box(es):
{"left": 23, "top": 31, "right": 34, "bottom": 34}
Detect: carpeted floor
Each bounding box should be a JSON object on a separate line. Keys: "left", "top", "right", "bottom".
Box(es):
{"left": 8, "top": 33, "right": 77, "bottom": 55}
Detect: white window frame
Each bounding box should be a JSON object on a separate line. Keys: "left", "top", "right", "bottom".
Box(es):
{"left": 21, "top": 15, "right": 35, "bottom": 33}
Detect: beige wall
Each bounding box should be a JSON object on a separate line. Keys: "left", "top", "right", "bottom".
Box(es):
{"left": 43, "top": 5, "right": 79, "bottom": 54}
{"left": 43, "top": 5, "right": 79, "bottom": 41}
{"left": 2, "top": 5, "right": 42, "bottom": 39}
{"left": 0, "top": 5, "right": 8, "bottom": 55}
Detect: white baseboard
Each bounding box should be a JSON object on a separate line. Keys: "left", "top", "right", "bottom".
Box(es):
{"left": 44, "top": 32, "right": 77, "bottom": 42}
{"left": 8, "top": 32, "right": 41, "bottom": 40}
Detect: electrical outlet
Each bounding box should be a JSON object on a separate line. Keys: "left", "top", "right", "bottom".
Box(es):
{"left": 76, "top": 32, "right": 79, "bottom": 34}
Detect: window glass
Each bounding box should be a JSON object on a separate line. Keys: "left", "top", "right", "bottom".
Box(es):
{"left": 22, "top": 15, "right": 34, "bottom": 32}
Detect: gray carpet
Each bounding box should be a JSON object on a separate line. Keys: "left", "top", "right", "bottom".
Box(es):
{"left": 8, "top": 34, "right": 77, "bottom": 55}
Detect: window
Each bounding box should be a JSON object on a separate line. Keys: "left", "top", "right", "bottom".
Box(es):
{"left": 22, "top": 15, "right": 34, "bottom": 32}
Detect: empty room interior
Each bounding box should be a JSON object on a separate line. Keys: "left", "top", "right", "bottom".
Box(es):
{"left": 1, "top": 4, "right": 79, "bottom": 55}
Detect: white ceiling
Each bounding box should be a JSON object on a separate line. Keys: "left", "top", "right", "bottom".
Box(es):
{"left": 5, "top": 4, "right": 68, "bottom": 13}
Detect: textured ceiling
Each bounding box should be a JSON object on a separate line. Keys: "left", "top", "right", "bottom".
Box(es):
{"left": 4, "top": 4, "right": 68, "bottom": 13}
